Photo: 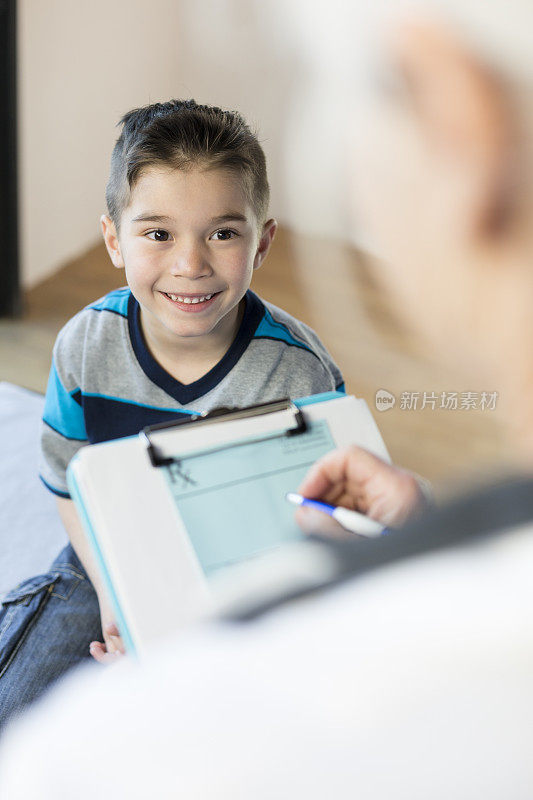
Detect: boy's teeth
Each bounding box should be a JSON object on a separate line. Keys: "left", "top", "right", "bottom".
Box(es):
{"left": 167, "top": 293, "right": 214, "bottom": 304}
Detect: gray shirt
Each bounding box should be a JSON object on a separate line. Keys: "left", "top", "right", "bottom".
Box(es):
{"left": 40, "top": 288, "right": 344, "bottom": 497}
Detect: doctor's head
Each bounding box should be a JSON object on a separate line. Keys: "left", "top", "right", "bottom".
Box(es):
{"left": 295, "top": 0, "right": 533, "bottom": 453}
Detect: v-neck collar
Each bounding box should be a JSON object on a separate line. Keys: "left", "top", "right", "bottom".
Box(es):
{"left": 127, "top": 289, "right": 264, "bottom": 405}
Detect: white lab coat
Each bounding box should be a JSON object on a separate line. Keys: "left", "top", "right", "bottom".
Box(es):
{"left": 0, "top": 516, "right": 532, "bottom": 799}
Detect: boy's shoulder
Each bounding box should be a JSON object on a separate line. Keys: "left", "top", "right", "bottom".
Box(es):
{"left": 53, "top": 287, "right": 131, "bottom": 363}
{"left": 56, "top": 287, "right": 130, "bottom": 338}
{"left": 252, "top": 294, "right": 344, "bottom": 389}
{"left": 84, "top": 286, "right": 131, "bottom": 318}
{"left": 254, "top": 296, "right": 334, "bottom": 360}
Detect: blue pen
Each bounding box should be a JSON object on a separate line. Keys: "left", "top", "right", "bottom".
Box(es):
{"left": 286, "top": 492, "right": 384, "bottom": 537}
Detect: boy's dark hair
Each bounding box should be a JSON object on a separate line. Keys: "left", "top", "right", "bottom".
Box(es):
{"left": 106, "top": 99, "right": 269, "bottom": 230}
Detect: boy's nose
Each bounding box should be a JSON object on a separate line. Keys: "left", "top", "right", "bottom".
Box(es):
{"left": 170, "top": 243, "right": 212, "bottom": 279}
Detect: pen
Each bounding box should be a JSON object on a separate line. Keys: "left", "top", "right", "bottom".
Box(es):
{"left": 286, "top": 492, "right": 384, "bottom": 538}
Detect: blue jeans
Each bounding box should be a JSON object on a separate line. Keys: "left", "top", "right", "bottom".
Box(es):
{"left": 0, "top": 543, "right": 102, "bottom": 732}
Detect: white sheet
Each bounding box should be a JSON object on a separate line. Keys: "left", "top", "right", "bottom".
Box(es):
{"left": 0, "top": 382, "right": 67, "bottom": 596}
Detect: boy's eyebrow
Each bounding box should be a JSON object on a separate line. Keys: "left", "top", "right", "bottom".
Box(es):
{"left": 208, "top": 212, "right": 248, "bottom": 224}
{"left": 130, "top": 211, "right": 249, "bottom": 225}
{"left": 131, "top": 213, "right": 173, "bottom": 224}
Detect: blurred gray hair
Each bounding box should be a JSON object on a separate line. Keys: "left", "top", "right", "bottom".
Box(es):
{"left": 286, "top": 0, "right": 533, "bottom": 87}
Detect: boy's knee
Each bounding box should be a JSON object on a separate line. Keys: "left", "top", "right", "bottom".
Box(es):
{"left": 0, "top": 572, "right": 61, "bottom": 675}
{"left": 0, "top": 566, "right": 101, "bottom": 732}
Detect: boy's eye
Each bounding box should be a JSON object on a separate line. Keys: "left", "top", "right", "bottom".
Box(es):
{"left": 146, "top": 229, "right": 170, "bottom": 242}
{"left": 211, "top": 228, "right": 236, "bottom": 241}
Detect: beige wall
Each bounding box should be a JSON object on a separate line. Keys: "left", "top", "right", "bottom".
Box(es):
{"left": 18, "top": 0, "right": 183, "bottom": 287}
{"left": 159, "top": 1, "right": 354, "bottom": 244}
{"left": 19, "top": 1, "right": 348, "bottom": 288}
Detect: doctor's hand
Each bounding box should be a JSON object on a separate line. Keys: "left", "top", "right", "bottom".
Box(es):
{"left": 295, "top": 445, "right": 429, "bottom": 538}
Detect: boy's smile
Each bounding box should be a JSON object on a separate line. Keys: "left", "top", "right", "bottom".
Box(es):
{"left": 101, "top": 165, "right": 276, "bottom": 371}
{"left": 161, "top": 291, "right": 219, "bottom": 312}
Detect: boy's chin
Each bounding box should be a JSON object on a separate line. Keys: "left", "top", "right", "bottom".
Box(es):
{"left": 163, "top": 314, "right": 233, "bottom": 342}
{"left": 164, "top": 319, "right": 220, "bottom": 337}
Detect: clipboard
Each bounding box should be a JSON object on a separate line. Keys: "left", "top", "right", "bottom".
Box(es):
{"left": 67, "top": 391, "right": 389, "bottom": 656}
{"left": 141, "top": 397, "right": 308, "bottom": 468}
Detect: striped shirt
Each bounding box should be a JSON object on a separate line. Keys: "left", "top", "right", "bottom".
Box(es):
{"left": 40, "top": 288, "right": 345, "bottom": 497}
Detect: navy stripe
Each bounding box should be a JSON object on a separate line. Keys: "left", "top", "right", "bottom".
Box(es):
{"left": 39, "top": 475, "right": 70, "bottom": 499}
{"left": 82, "top": 395, "right": 200, "bottom": 443}
{"left": 127, "top": 290, "right": 265, "bottom": 405}
{"left": 80, "top": 392, "right": 198, "bottom": 414}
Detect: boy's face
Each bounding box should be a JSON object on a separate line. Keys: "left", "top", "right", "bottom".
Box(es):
{"left": 102, "top": 165, "right": 275, "bottom": 350}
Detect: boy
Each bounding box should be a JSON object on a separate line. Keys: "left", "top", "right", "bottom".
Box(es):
{"left": 0, "top": 99, "right": 343, "bottom": 725}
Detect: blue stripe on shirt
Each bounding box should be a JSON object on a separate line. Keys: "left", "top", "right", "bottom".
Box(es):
{"left": 43, "top": 361, "right": 87, "bottom": 441}
{"left": 254, "top": 308, "right": 315, "bottom": 354}
{"left": 87, "top": 287, "right": 130, "bottom": 317}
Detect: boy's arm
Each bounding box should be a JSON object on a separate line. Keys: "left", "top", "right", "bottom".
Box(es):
{"left": 56, "top": 497, "right": 125, "bottom": 658}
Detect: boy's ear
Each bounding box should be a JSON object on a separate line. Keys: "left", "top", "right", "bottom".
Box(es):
{"left": 253, "top": 218, "right": 277, "bottom": 270}
{"left": 100, "top": 215, "right": 125, "bottom": 269}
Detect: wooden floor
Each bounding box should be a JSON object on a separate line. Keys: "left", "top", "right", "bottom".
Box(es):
{"left": 0, "top": 226, "right": 507, "bottom": 492}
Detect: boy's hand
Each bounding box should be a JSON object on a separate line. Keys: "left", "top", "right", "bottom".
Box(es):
{"left": 90, "top": 603, "right": 126, "bottom": 665}
{"left": 295, "top": 445, "right": 428, "bottom": 537}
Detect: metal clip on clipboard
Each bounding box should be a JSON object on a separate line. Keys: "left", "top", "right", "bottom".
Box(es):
{"left": 140, "top": 398, "right": 308, "bottom": 469}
